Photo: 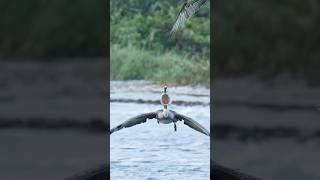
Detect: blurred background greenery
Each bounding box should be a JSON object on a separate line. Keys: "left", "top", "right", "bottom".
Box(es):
{"left": 0, "top": 0, "right": 106, "bottom": 58}
{"left": 111, "top": 0, "right": 210, "bottom": 85}
{"left": 1, "top": 0, "right": 319, "bottom": 86}
{"left": 214, "top": 0, "right": 320, "bottom": 86}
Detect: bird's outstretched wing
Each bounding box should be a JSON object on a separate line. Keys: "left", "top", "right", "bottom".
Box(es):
{"left": 170, "top": 0, "right": 208, "bottom": 35}
{"left": 110, "top": 112, "right": 158, "bottom": 134}
{"left": 174, "top": 112, "right": 210, "bottom": 136}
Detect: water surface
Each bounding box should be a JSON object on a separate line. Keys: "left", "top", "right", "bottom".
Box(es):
{"left": 110, "top": 81, "right": 210, "bottom": 180}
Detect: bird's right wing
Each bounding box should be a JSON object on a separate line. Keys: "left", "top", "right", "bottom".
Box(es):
{"left": 110, "top": 112, "right": 158, "bottom": 134}
{"left": 170, "top": 0, "right": 208, "bottom": 35}
{"left": 174, "top": 112, "right": 210, "bottom": 136}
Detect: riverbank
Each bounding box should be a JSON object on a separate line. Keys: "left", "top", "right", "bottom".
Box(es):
{"left": 110, "top": 45, "right": 210, "bottom": 85}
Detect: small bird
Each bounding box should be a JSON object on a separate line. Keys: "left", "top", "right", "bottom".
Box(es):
{"left": 170, "top": 0, "right": 209, "bottom": 35}
{"left": 110, "top": 86, "right": 210, "bottom": 136}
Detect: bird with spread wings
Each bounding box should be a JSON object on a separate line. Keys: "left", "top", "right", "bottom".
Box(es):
{"left": 110, "top": 86, "right": 210, "bottom": 136}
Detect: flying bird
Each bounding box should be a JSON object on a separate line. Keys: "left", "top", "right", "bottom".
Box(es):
{"left": 110, "top": 86, "right": 210, "bottom": 136}
{"left": 170, "top": 0, "right": 209, "bottom": 35}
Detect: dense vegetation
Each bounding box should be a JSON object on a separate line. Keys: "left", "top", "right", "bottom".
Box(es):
{"left": 1, "top": 0, "right": 319, "bottom": 85}
{"left": 110, "top": 0, "right": 210, "bottom": 85}
{"left": 111, "top": 45, "right": 209, "bottom": 85}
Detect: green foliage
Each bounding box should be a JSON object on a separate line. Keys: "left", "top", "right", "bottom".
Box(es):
{"left": 110, "top": 0, "right": 210, "bottom": 85}
{"left": 111, "top": 0, "right": 210, "bottom": 60}
{"left": 111, "top": 45, "right": 209, "bottom": 85}
{"left": 4, "top": 0, "right": 317, "bottom": 85}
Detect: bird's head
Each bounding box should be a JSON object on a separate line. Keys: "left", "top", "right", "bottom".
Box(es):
{"left": 163, "top": 86, "right": 167, "bottom": 94}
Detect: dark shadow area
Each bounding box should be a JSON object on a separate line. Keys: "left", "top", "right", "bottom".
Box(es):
{"left": 0, "top": 0, "right": 107, "bottom": 58}
{"left": 213, "top": 0, "right": 320, "bottom": 86}
{"left": 0, "top": 1, "right": 108, "bottom": 180}
{"left": 65, "top": 162, "right": 260, "bottom": 180}
{"left": 213, "top": 1, "right": 320, "bottom": 179}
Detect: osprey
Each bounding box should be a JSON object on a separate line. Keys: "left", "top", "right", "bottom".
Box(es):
{"left": 110, "top": 86, "right": 210, "bottom": 136}
{"left": 170, "top": 0, "right": 209, "bottom": 35}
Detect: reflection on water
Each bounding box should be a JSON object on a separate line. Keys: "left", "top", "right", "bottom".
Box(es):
{"left": 110, "top": 81, "right": 210, "bottom": 180}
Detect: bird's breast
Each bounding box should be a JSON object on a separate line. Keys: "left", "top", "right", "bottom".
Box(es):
{"left": 158, "top": 118, "right": 172, "bottom": 124}
{"left": 157, "top": 111, "right": 175, "bottom": 124}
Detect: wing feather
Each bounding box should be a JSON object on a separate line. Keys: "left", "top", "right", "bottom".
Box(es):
{"left": 174, "top": 112, "right": 210, "bottom": 136}
{"left": 110, "top": 112, "right": 158, "bottom": 134}
{"left": 170, "top": 0, "right": 208, "bottom": 35}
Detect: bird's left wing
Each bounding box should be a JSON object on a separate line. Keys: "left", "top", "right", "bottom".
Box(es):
{"left": 110, "top": 111, "right": 158, "bottom": 134}
{"left": 174, "top": 112, "right": 210, "bottom": 136}
{"left": 170, "top": 0, "right": 208, "bottom": 35}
